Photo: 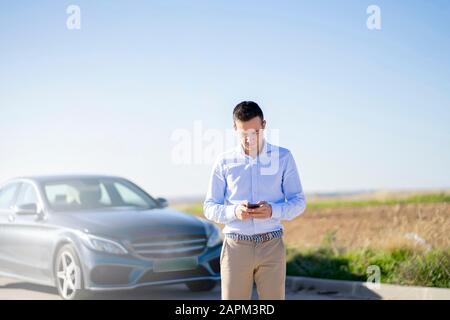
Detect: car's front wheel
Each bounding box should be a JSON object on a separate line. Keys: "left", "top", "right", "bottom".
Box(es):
{"left": 185, "top": 280, "right": 217, "bottom": 292}
{"left": 54, "top": 244, "right": 91, "bottom": 300}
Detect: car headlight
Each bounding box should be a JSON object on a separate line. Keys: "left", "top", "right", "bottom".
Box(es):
{"left": 79, "top": 233, "right": 128, "bottom": 255}
{"left": 200, "top": 219, "right": 223, "bottom": 247}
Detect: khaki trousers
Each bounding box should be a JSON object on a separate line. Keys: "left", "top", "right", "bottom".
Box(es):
{"left": 220, "top": 236, "right": 286, "bottom": 300}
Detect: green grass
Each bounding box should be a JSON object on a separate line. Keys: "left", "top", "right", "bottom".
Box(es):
{"left": 307, "top": 192, "right": 450, "bottom": 209}
{"left": 286, "top": 246, "right": 450, "bottom": 288}
{"left": 176, "top": 193, "right": 450, "bottom": 213}
{"left": 174, "top": 204, "right": 204, "bottom": 216}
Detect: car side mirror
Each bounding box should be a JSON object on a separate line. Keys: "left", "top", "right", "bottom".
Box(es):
{"left": 14, "top": 203, "right": 38, "bottom": 216}
{"left": 156, "top": 197, "right": 168, "bottom": 208}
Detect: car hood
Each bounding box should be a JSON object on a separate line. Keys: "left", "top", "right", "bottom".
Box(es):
{"left": 50, "top": 208, "right": 207, "bottom": 241}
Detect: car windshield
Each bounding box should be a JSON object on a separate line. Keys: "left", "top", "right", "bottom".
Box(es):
{"left": 42, "top": 178, "right": 159, "bottom": 212}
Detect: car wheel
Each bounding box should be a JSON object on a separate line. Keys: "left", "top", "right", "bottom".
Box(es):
{"left": 185, "top": 280, "right": 217, "bottom": 292}
{"left": 54, "top": 244, "right": 91, "bottom": 300}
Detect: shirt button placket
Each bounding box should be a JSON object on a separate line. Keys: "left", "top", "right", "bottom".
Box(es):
{"left": 251, "top": 158, "right": 258, "bottom": 233}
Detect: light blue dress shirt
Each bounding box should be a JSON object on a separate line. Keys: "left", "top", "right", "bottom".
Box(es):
{"left": 203, "top": 140, "right": 306, "bottom": 235}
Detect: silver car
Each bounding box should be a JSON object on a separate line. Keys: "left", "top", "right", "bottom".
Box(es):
{"left": 0, "top": 175, "right": 222, "bottom": 299}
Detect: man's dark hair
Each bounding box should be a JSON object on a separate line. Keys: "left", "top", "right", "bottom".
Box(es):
{"left": 233, "top": 101, "right": 264, "bottom": 123}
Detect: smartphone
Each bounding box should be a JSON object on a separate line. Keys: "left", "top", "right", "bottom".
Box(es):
{"left": 247, "top": 203, "right": 261, "bottom": 209}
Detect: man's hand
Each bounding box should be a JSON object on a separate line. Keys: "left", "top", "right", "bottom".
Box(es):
{"left": 247, "top": 201, "right": 272, "bottom": 219}
{"left": 235, "top": 201, "right": 251, "bottom": 220}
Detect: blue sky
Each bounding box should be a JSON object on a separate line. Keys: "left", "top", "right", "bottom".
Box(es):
{"left": 1, "top": 0, "right": 449, "bottom": 198}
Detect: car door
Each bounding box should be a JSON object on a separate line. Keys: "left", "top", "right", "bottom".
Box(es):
{"left": 6, "top": 182, "right": 52, "bottom": 283}
{"left": 0, "top": 182, "right": 21, "bottom": 275}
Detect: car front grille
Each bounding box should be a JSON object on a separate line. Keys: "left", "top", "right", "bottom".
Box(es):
{"left": 131, "top": 234, "right": 207, "bottom": 259}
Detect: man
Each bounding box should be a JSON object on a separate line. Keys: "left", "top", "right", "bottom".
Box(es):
{"left": 203, "top": 101, "right": 307, "bottom": 300}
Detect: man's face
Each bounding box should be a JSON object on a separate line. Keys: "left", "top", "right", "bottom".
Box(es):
{"left": 234, "top": 117, "right": 266, "bottom": 153}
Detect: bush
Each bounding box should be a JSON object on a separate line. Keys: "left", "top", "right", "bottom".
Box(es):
{"left": 286, "top": 246, "right": 450, "bottom": 288}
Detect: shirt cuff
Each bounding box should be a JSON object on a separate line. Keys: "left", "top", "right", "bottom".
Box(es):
{"left": 269, "top": 203, "right": 282, "bottom": 219}
{"left": 225, "top": 204, "right": 237, "bottom": 222}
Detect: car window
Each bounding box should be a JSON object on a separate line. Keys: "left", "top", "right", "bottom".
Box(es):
{"left": 44, "top": 181, "right": 112, "bottom": 211}
{"left": 114, "top": 182, "right": 149, "bottom": 208}
{"left": 42, "top": 178, "right": 158, "bottom": 212}
{"left": 15, "top": 183, "right": 39, "bottom": 208}
{"left": 0, "top": 183, "right": 20, "bottom": 210}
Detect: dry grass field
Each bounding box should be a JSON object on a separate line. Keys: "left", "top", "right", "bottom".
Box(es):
{"left": 175, "top": 192, "right": 450, "bottom": 251}
{"left": 283, "top": 202, "right": 449, "bottom": 251}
